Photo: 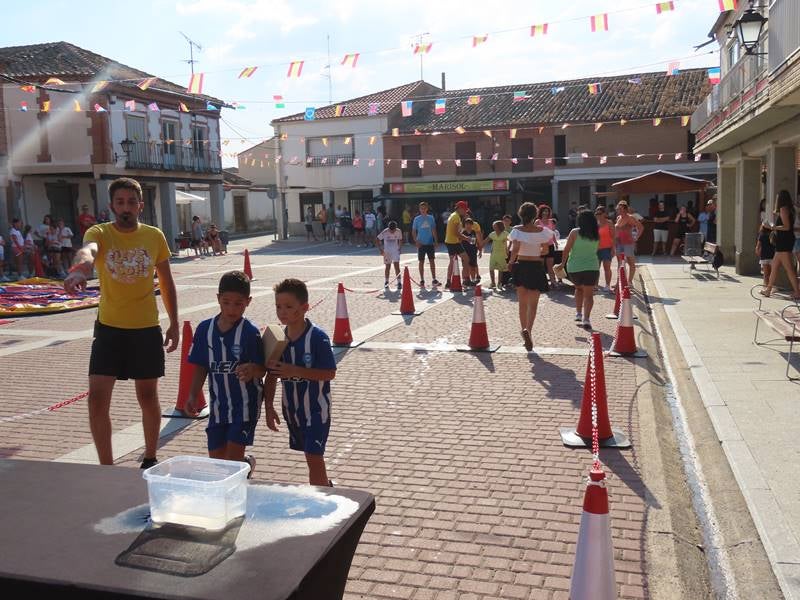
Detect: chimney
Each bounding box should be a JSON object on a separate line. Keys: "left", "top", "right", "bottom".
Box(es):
{"left": 441, "top": 72, "right": 446, "bottom": 91}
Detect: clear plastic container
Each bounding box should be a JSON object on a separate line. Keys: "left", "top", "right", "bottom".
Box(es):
{"left": 142, "top": 456, "right": 249, "bottom": 530}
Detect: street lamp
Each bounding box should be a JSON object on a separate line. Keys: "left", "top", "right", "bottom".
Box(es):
{"left": 734, "top": 5, "right": 767, "bottom": 55}
{"left": 115, "top": 138, "right": 135, "bottom": 162}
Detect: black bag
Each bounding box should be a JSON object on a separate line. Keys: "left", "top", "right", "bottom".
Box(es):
{"left": 712, "top": 247, "right": 724, "bottom": 271}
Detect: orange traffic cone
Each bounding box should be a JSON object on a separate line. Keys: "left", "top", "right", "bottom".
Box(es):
{"left": 569, "top": 466, "right": 618, "bottom": 600}
{"left": 332, "top": 283, "right": 355, "bottom": 347}
{"left": 164, "top": 320, "right": 209, "bottom": 418}
{"left": 449, "top": 257, "right": 463, "bottom": 292}
{"left": 605, "top": 263, "right": 625, "bottom": 319}
{"left": 462, "top": 285, "right": 498, "bottom": 352}
{"left": 397, "top": 266, "right": 420, "bottom": 315}
{"left": 33, "top": 248, "right": 45, "bottom": 278}
{"left": 608, "top": 286, "right": 647, "bottom": 358}
{"left": 243, "top": 248, "right": 254, "bottom": 281}
{"left": 560, "top": 332, "right": 630, "bottom": 448}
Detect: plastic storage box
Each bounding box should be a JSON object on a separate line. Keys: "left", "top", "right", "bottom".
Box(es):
{"left": 142, "top": 456, "right": 249, "bottom": 530}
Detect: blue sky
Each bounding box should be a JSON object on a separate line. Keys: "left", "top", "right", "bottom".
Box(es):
{"left": 4, "top": 0, "right": 725, "bottom": 165}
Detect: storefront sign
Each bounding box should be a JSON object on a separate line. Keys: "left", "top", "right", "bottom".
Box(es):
{"left": 390, "top": 180, "right": 508, "bottom": 194}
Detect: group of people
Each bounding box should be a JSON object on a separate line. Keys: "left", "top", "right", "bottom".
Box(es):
{"left": 189, "top": 215, "right": 225, "bottom": 256}
{"left": 304, "top": 204, "right": 390, "bottom": 247}
{"left": 756, "top": 190, "right": 800, "bottom": 299}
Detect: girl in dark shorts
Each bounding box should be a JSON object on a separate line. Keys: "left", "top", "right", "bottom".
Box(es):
{"left": 762, "top": 190, "right": 800, "bottom": 299}
{"left": 556, "top": 210, "right": 600, "bottom": 330}
{"left": 535, "top": 205, "right": 560, "bottom": 287}
{"left": 756, "top": 198, "right": 775, "bottom": 287}
{"left": 508, "top": 203, "right": 555, "bottom": 351}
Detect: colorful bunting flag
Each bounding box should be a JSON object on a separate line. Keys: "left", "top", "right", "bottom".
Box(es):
{"left": 718, "top": 0, "right": 737, "bottom": 11}
{"left": 304, "top": 107, "right": 316, "bottom": 121}
{"left": 92, "top": 80, "right": 109, "bottom": 93}
{"left": 675, "top": 152, "right": 683, "bottom": 160}
{"left": 667, "top": 61, "right": 680, "bottom": 75}
{"left": 238, "top": 67, "right": 258, "bottom": 79}
{"left": 658, "top": 153, "right": 664, "bottom": 160}
{"left": 179, "top": 102, "right": 190, "bottom": 113}
{"left": 436, "top": 159, "right": 442, "bottom": 165}
{"left": 454, "top": 126, "right": 466, "bottom": 134}
{"left": 368, "top": 159, "right": 376, "bottom": 167}
{"left": 653, "top": 118, "right": 662, "bottom": 126}
{"left": 19, "top": 101, "right": 27, "bottom": 112}
{"left": 588, "top": 83, "right": 601, "bottom": 95}
{"left": 334, "top": 104, "right": 346, "bottom": 117}
{"left": 594, "top": 123, "right": 603, "bottom": 132}
{"left": 620, "top": 119, "right": 627, "bottom": 126}
{"left": 41, "top": 100, "right": 50, "bottom": 113}
{"left": 475, "top": 152, "right": 482, "bottom": 160}
{"left": 322, "top": 137, "right": 328, "bottom": 147}
{"left": 419, "top": 159, "right": 425, "bottom": 168}
{"left": 511, "top": 158, "right": 518, "bottom": 165}
{"left": 467, "top": 95, "right": 481, "bottom": 105}
{"left": 287, "top": 61, "right": 304, "bottom": 78}
{"left": 530, "top": 23, "right": 548, "bottom": 36}
{"left": 510, "top": 128, "right": 517, "bottom": 139}
{"left": 472, "top": 35, "right": 488, "bottom": 48}
{"left": 392, "top": 128, "right": 399, "bottom": 137}
{"left": 124, "top": 99, "right": 136, "bottom": 112}
{"left": 137, "top": 77, "right": 157, "bottom": 91}
{"left": 45, "top": 77, "right": 66, "bottom": 85}
{"left": 455, "top": 159, "right": 461, "bottom": 167}
{"left": 368, "top": 102, "right": 379, "bottom": 116}
{"left": 401, "top": 100, "right": 413, "bottom": 117}
{"left": 681, "top": 116, "right": 690, "bottom": 126}
{"left": 551, "top": 86, "right": 564, "bottom": 95}
{"left": 538, "top": 127, "right": 544, "bottom": 134}
{"left": 581, "top": 152, "right": 589, "bottom": 158}
{"left": 73, "top": 100, "right": 82, "bottom": 112}
{"left": 434, "top": 98, "right": 446, "bottom": 115}
{"left": 708, "top": 67, "right": 721, "bottom": 84}
{"left": 344, "top": 137, "right": 352, "bottom": 145}
{"left": 513, "top": 91, "right": 528, "bottom": 102}
{"left": 413, "top": 43, "right": 432, "bottom": 54}
{"left": 20, "top": 85, "right": 36, "bottom": 93}
{"left": 353, "top": 158, "right": 360, "bottom": 166}
{"left": 369, "top": 136, "right": 376, "bottom": 145}
{"left": 148, "top": 102, "right": 159, "bottom": 111}
{"left": 600, "top": 156, "right": 608, "bottom": 164}
{"left": 187, "top": 73, "right": 204, "bottom": 94}
{"left": 483, "top": 130, "right": 492, "bottom": 137}
{"left": 491, "top": 153, "right": 498, "bottom": 161}
{"left": 94, "top": 104, "right": 106, "bottom": 112}
{"left": 561, "top": 123, "right": 569, "bottom": 129}
{"left": 341, "top": 53, "right": 360, "bottom": 68}
{"left": 656, "top": 2, "right": 674, "bottom": 14}
{"left": 273, "top": 95, "right": 285, "bottom": 108}
{"left": 627, "top": 78, "right": 642, "bottom": 85}
{"left": 590, "top": 13, "right": 609, "bottom": 32}
{"left": 636, "top": 154, "right": 645, "bottom": 158}
{"left": 401, "top": 159, "right": 408, "bottom": 169}
{"left": 695, "top": 153, "right": 703, "bottom": 162}
{"left": 545, "top": 158, "right": 553, "bottom": 165}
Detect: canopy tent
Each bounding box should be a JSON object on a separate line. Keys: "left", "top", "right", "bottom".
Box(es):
{"left": 610, "top": 170, "right": 713, "bottom": 195}
{"left": 175, "top": 190, "right": 207, "bottom": 205}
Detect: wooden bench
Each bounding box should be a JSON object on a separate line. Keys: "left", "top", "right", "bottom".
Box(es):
{"left": 751, "top": 285, "right": 800, "bottom": 380}
{"left": 682, "top": 241, "right": 720, "bottom": 278}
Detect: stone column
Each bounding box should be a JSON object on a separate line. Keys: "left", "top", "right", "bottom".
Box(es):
{"left": 158, "top": 181, "right": 178, "bottom": 252}
{"left": 550, "top": 178, "right": 559, "bottom": 214}
{"left": 96, "top": 178, "right": 110, "bottom": 212}
{"left": 734, "top": 158, "right": 761, "bottom": 275}
{"left": 209, "top": 182, "right": 225, "bottom": 231}
{"left": 766, "top": 145, "right": 797, "bottom": 209}
{"left": 589, "top": 179, "right": 597, "bottom": 208}
{"left": 0, "top": 184, "right": 9, "bottom": 236}
{"left": 717, "top": 165, "right": 736, "bottom": 263}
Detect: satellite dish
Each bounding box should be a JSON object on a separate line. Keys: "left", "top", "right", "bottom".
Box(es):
{"left": 266, "top": 185, "right": 278, "bottom": 200}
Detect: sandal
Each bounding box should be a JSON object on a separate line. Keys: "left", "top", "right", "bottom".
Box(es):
{"left": 521, "top": 329, "right": 533, "bottom": 352}
{"left": 759, "top": 289, "right": 771, "bottom": 297}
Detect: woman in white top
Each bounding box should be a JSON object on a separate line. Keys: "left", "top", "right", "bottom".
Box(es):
{"left": 508, "top": 202, "right": 554, "bottom": 351}
{"left": 57, "top": 218, "right": 74, "bottom": 273}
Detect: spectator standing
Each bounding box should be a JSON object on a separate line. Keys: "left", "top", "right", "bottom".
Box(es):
{"left": 45, "top": 221, "right": 65, "bottom": 277}
{"left": 487, "top": 220, "right": 509, "bottom": 290}
{"left": 63, "top": 177, "right": 179, "bottom": 467}
{"left": 756, "top": 198, "right": 775, "bottom": 287}
{"left": 697, "top": 206, "right": 710, "bottom": 242}
{"left": 207, "top": 223, "right": 223, "bottom": 255}
{"left": 191, "top": 216, "right": 209, "bottom": 256}
{"left": 34, "top": 214, "right": 52, "bottom": 258}
{"left": 9, "top": 219, "right": 27, "bottom": 279}
{"left": 304, "top": 206, "right": 317, "bottom": 242}
{"left": 352, "top": 210, "right": 365, "bottom": 247}
{"left": 535, "top": 205, "right": 560, "bottom": 288}
{"left": 595, "top": 206, "right": 616, "bottom": 292}
{"left": 462, "top": 218, "right": 480, "bottom": 285}
{"left": 364, "top": 208, "right": 377, "bottom": 246}
{"left": 97, "top": 209, "right": 110, "bottom": 224}
{"left": 317, "top": 205, "right": 329, "bottom": 241}
{"left": 652, "top": 200, "right": 670, "bottom": 256}
{"left": 762, "top": 190, "right": 800, "bottom": 299}
{"left": 615, "top": 201, "right": 644, "bottom": 282}
{"left": 0, "top": 232, "right": 6, "bottom": 281}
{"left": 444, "top": 201, "right": 471, "bottom": 289}
{"left": 557, "top": 210, "right": 601, "bottom": 330}
{"left": 58, "top": 218, "right": 75, "bottom": 273}
{"left": 670, "top": 206, "right": 696, "bottom": 256}
{"left": 411, "top": 201, "right": 439, "bottom": 286}
{"left": 334, "top": 205, "right": 344, "bottom": 244}
{"left": 78, "top": 204, "right": 97, "bottom": 240}
{"left": 568, "top": 202, "right": 578, "bottom": 230}
{"left": 402, "top": 206, "right": 412, "bottom": 244}
{"left": 706, "top": 199, "right": 717, "bottom": 244}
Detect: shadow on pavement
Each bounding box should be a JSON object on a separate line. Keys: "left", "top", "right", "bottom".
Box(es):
{"left": 526, "top": 355, "right": 581, "bottom": 404}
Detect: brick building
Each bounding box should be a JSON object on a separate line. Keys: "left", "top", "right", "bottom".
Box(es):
{"left": 383, "top": 68, "right": 714, "bottom": 233}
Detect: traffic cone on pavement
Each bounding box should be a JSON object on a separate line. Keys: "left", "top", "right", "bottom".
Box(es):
{"left": 243, "top": 248, "right": 254, "bottom": 280}
{"left": 165, "top": 321, "right": 208, "bottom": 418}
{"left": 560, "top": 332, "right": 630, "bottom": 448}
{"left": 449, "top": 257, "right": 463, "bottom": 292}
{"left": 399, "top": 266, "right": 419, "bottom": 315}
{"left": 33, "top": 248, "right": 45, "bottom": 278}
{"left": 569, "top": 466, "right": 618, "bottom": 600}
{"left": 608, "top": 286, "right": 647, "bottom": 358}
{"left": 466, "top": 285, "right": 496, "bottom": 352}
{"left": 606, "top": 262, "right": 626, "bottom": 319}
{"left": 332, "top": 283, "right": 354, "bottom": 346}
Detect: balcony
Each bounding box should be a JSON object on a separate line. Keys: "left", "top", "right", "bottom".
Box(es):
{"left": 769, "top": 0, "right": 800, "bottom": 75}
{"left": 125, "top": 141, "right": 222, "bottom": 174}
{"left": 305, "top": 154, "right": 354, "bottom": 167}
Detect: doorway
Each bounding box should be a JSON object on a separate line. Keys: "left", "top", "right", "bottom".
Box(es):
{"left": 233, "top": 195, "right": 248, "bottom": 232}
{"left": 45, "top": 182, "right": 79, "bottom": 237}
{"left": 141, "top": 186, "right": 157, "bottom": 225}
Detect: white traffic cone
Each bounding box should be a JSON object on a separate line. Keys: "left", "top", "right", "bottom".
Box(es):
{"left": 608, "top": 286, "right": 647, "bottom": 358}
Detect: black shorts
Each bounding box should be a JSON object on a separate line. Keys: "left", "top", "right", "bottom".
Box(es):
{"left": 418, "top": 244, "right": 435, "bottom": 261}
{"left": 320, "top": 222, "right": 327, "bottom": 231}
{"left": 568, "top": 270, "right": 600, "bottom": 286}
{"left": 304, "top": 224, "right": 313, "bottom": 232}
{"left": 446, "top": 242, "right": 465, "bottom": 256}
{"left": 545, "top": 244, "right": 556, "bottom": 259}
{"left": 511, "top": 260, "right": 549, "bottom": 292}
{"left": 89, "top": 322, "right": 165, "bottom": 380}
{"left": 463, "top": 243, "right": 478, "bottom": 267}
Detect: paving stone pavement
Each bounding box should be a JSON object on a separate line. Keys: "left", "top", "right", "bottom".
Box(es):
{"left": 1, "top": 236, "right": 658, "bottom": 599}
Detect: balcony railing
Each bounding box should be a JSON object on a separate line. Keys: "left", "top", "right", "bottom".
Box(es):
{"left": 305, "top": 154, "right": 354, "bottom": 167}
{"left": 125, "top": 141, "right": 222, "bottom": 174}
{"left": 769, "top": 0, "right": 800, "bottom": 74}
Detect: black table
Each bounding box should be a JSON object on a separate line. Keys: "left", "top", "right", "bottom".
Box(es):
{"left": 0, "top": 459, "right": 374, "bottom": 600}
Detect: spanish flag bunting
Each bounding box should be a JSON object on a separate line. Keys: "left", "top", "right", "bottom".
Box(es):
{"left": 187, "top": 73, "right": 204, "bottom": 94}
{"left": 287, "top": 61, "right": 304, "bottom": 78}
{"left": 341, "top": 53, "right": 359, "bottom": 68}
{"left": 467, "top": 95, "right": 481, "bottom": 105}
{"left": 530, "top": 23, "right": 548, "bottom": 36}
{"left": 594, "top": 123, "right": 603, "bottom": 132}
{"left": 92, "top": 80, "right": 109, "bottom": 93}
{"left": 179, "top": 102, "right": 190, "bottom": 113}
{"left": 322, "top": 137, "right": 328, "bottom": 146}
{"left": 344, "top": 136, "right": 352, "bottom": 145}
{"left": 391, "top": 128, "right": 400, "bottom": 137}
{"left": 454, "top": 126, "right": 466, "bottom": 134}
{"left": 137, "top": 77, "right": 157, "bottom": 91}
{"left": 510, "top": 128, "right": 517, "bottom": 139}
{"left": 45, "top": 77, "right": 66, "bottom": 85}
{"left": 20, "top": 85, "right": 36, "bottom": 93}
{"left": 590, "top": 13, "right": 609, "bottom": 32}
{"left": 538, "top": 126, "right": 544, "bottom": 134}
{"left": 73, "top": 100, "right": 82, "bottom": 112}
{"left": 148, "top": 102, "right": 159, "bottom": 111}
{"left": 42, "top": 100, "right": 50, "bottom": 113}
{"left": 413, "top": 43, "right": 432, "bottom": 54}
{"left": 600, "top": 155, "right": 608, "bottom": 164}
{"left": 483, "top": 130, "right": 492, "bottom": 137}
{"left": 656, "top": 1, "right": 674, "bottom": 13}
{"left": 19, "top": 101, "right": 27, "bottom": 112}
{"left": 681, "top": 116, "right": 690, "bottom": 126}
{"left": 653, "top": 118, "right": 662, "bottom": 126}
{"left": 238, "top": 66, "right": 258, "bottom": 79}
{"left": 588, "top": 83, "right": 601, "bottom": 95}
{"left": 472, "top": 35, "right": 488, "bottom": 48}
{"left": 620, "top": 118, "right": 628, "bottom": 126}
{"left": 124, "top": 99, "right": 136, "bottom": 111}
{"left": 675, "top": 152, "right": 683, "bottom": 159}
{"left": 273, "top": 95, "right": 285, "bottom": 108}
{"left": 369, "top": 135, "right": 376, "bottom": 145}
{"left": 718, "top": 0, "right": 737, "bottom": 11}
{"left": 561, "top": 123, "right": 569, "bottom": 129}
{"left": 334, "top": 104, "right": 346, "bottom": 117}
{"left": 94, "top": 104, "right": 107, "bottom": 112}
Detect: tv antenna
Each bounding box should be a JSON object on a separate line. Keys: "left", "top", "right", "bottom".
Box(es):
{"left": 322, "top": 34, "right": 333, "bottom": 105}
{"left": 180, "top": 31, "right": 203, "bottom": 75}
{"left": 413, "top": 32, "right": 430, "bottom": 80}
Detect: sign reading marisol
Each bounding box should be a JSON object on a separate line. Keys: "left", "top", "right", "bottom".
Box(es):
{"left": 390, "top": 180, "right": 509, "bottom": 194}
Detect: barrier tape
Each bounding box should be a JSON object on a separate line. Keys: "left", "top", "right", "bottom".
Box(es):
{"left": 307, "top": 297, "right": 325, "bottom": 312}
{"left": 0, "top": 390, "right": 88, "bottom": 424}
{"left": 341, "top": 286, "right": 385, "bottom": 296}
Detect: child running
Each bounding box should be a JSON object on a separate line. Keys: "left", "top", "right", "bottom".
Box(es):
{"left": 263, "top": 278, "right": 337, "bottom": 486}
{"left": 186, "top": 271, "right": 265, "bottom": 477}
{"left": 487, "top": 220, "right": 509, "bottom": 290}
{"left": 377, "top": 220, "right": 403, "bottom": 289}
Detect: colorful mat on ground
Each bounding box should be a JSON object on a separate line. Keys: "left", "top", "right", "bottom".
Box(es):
{"left": 0, "top": 278, "right": 100, "bottom": 316}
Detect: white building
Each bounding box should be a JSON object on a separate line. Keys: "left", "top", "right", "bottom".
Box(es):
{"left": 270, "top": 81, "right": 439, "bottom": 237}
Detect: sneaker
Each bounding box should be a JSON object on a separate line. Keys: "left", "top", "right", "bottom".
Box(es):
{"left": 396, "top": 281, "right": 402, "bottom": 290}
{"left": 582, "top": 319, "right": 592, "bottom": 330}
{"left": 475, "top": 276, "right": 481, "bottom": 283}
{"left": 574, "top": 313, "right": 583, "bottom": 322}
{"left": 445, "top": 281, "right": 451, "bottom": 289}
{"left": 245, "top": 454, "right": 256, "bottom": 479}
{"left": 140, "top": 457, "right": 158, "bottom": 469}
{"left": 432, "top": 279, "right": 441, "bottom": 286}
{"left": 384, "top": 280, "right": 389, "bottom": 288}
{"left": 328, "top": 479, "right": 335, "bottom": 488}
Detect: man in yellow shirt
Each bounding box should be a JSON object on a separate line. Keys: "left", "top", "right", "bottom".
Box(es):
{"left": 445, "top": 200, "right": 471, "bottom": 288}
{"left": 64, "top": 177, "right": 179, "bottom": 468}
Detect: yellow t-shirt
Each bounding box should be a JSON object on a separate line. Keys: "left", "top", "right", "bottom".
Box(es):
{"left": 445, "top": 211, "right": 463, "bottom": 244}
{"left": 84, "top": 222, "right": 170, "bottom": 329}
{"left": 402, "top": 210, "right": 411, "bottom": 225}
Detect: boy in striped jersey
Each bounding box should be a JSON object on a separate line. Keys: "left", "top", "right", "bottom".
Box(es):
{"left": 264, "top": 278, "right": 337, "bottom": 486}
{"left": 186, "top": 271, "right": 265, "bottom": 476}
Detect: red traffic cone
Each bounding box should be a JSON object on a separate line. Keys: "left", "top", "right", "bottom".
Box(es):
{"left": 609, "top": 286, "right": 647, "bottom": 358}
{"left": 560, "top": 332, "right": 630, "bottom": 448}
{"left": 33, "top": 248, "right": 45, "bottom": 278}
{"left": 398, "top": 266, "right": 419, "bottom": 315}
{"left": 243, "top": 248, "right": 254, "bottom": 280}
{"left": 605, "top": 263, "right": 625, "bottom": 319}
{"left": 164, "top": 321, "right": 208, "bottom": 418}
{"left": 332, "top": 283, "right": 354, "bottom": 346}
{"left": 569, "top": 467, "right": 618, "bottom": 600}
{"left": 464, "top": 285, "right": 497, "bottom": 352}
{"left": 449, "top": 257, "right": 463, "bottom": 292}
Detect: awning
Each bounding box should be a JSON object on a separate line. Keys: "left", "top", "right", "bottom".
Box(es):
{"left": 383, "top": 190, "right": 510, "bottom": 200}
{"left": 175, "top": 190, "right": 207, "bottom": 205}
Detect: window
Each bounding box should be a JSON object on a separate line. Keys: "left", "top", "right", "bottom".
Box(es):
{"left": 727, "top": 41, "right": 739, "bottom": 70}
{"left": 554, "top": 135, "right": 566, "bottom": 166}
{"left": 162, "top": 120, "right": 178, "bottom": 167}
{"left": 300, "top": 192, "right": 323, "bottom": 222}
{"left": 402, "top": 144, "right": 422, "bottom": 177}
{"left": 455, "top": 141, "right": 476, "bottom": 175}
{"left": 192, "top": 126, "right": 208, "bottom": 169}
{"left": 125, "top": 115, "right": 147, "bottom": 166}
{"left": 511, "top": 138, "right": 533, "bottom": 172}
{"left": 306, "top": 135, "right": 354, "bottom": 167}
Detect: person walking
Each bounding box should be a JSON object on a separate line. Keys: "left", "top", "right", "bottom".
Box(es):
{"left": 411, "top": 201, "right": 439, "bottom": 286}
{"left": 756, "top": 198, "right": 775, "bottom": 287}
{"left": 535, "top": 205, "right": 560, "bottom": 288}
{"left": 508, "top": 202, "right": 553, "bottom": 351}
{"left": 594, "top": 206, "right": 616, "bottom": 292}
{"left": 63, "top": 177, "right": 179, "bottom": 467}
{"left": 615, "top": 201, "right": 644, "bottom": 282}
{"left": 670, "top": 205, "right": 696, "bottom": 256}
{"left": 556, "top": 210, "right": 600, "bottom": 330}
{"left": 762, "top": 189, "right": 800, "bottom": 299}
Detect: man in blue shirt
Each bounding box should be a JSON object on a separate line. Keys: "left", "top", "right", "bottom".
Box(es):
{"left": 411, "top": 201, "right": 440, "bottom": 287}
